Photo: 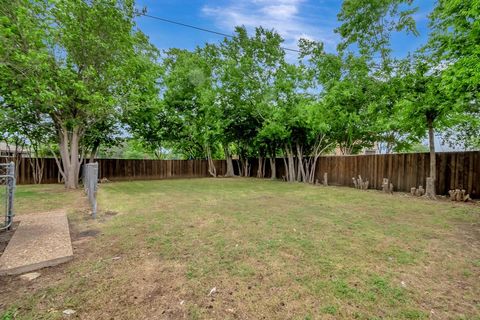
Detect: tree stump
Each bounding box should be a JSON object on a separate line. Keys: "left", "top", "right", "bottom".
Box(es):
{"left": 415, "top": 186, "right": 425, "bottom": 197}
{"left": 382, "top": 178, "right": 394, "bottom": 194}
{"left": 448, "top": 189, "right": 455, "bottom": 200}
{"left": 456, "top": 189, "right": 463, "bottom": 201}
{"left": 449, "top": 189, "right": 471, "bottom": 202}
{"left": 425, "top": 177, "right": 436, "bottom": 199}
{"left": 353, "top": 175, "right": 368, "bottom": 190}
{"left": 322, "top": 172, "right": 328, "bottom": 186}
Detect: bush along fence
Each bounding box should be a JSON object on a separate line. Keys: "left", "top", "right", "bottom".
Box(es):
{"left": 3, "top": 151, "right": 479, "bottom": 198}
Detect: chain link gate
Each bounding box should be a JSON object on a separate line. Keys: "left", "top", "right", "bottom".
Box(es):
{"left": 83, "top": 162, "right": 98, "bottom": 218}
{"left": 1, "top": 162, "right": 15, "bottom": 231}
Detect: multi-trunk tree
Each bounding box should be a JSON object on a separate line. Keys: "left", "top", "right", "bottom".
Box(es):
{"left": 0, "top": 0, "right": 159, "bottom": 188}
{"left": 212, "top": 26, "right": 285, "bottom": 177}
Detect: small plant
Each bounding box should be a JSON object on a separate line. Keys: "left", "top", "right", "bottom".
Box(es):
{"left": 1, "top": 309, "right": 16, "bottom": 320}
{"left": 321, "top": 305, "right": 337, "bottom": 315}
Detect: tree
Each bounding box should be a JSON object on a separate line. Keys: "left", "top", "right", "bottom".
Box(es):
{"left": 126, "top": 46, "right": 222, "bottom": 174}
{"left": 161, "top": 47, "right": 221, "bottom": 174}
{"left": 0, "top": 0, "right": 159, "bottom": 188}
{"left": 300, "top": 40, "right": 377, "bottom": 155}
{"left": 0, "top": 104, "right": 53, "bottom": 183}
{"left": 213, "top": 26, "right": 285, "bottom": 177}
{"left": 336, "top": 0, "right": 421, "bottom": 152}
{"left": 427, "top": 0, "right": 480, "bottom": 150}
{"left": 336, "top": 0, "right": 418, "bottom": 71}
{"left": 395, "top": 59, "right": 453, "bottom": 197}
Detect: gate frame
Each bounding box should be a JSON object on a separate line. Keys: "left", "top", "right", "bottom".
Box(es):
{"left": 1, "top": 162, "right": 16, "bottom": 231}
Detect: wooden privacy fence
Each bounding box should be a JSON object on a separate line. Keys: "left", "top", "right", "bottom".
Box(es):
{"left": 9, "top": 158, "right": 228, "bottom": 184}
{"left": 313, "top": 151, "right": 479, "bottom": 198}
{"left": 5, "top": 151, "right": 480, "bottom": 197}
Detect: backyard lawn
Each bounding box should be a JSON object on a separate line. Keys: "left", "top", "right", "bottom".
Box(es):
{"left": 1, "top": 178, "right": 479, "bottom": 319}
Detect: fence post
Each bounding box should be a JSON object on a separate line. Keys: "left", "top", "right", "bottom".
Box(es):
{"left": 6, "top": 162, "right": 15, "bottom": 229}
{"left": 1, "top": 162, "right": 16, "bottom": 231}
{"left": 84, "top": 163, "right": 98, "bottom": 219}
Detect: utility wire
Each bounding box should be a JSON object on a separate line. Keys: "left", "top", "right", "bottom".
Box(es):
{"left": 137, "top": 12, "right": 301, "bottom": 53}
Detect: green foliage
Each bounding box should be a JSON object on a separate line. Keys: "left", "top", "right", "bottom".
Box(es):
{"left": 427, "top": 0, "right": 480, "bottom": 149}
{"left": 301, "top": 41, "right": 377, "bottom": 154}
{"left": 336, "top": 0, "right": 418, "bottom": 69}
{"left": 214, "top": 26, "right": 285, "bottom": 159}
{"left": 1, "top": 309, "right": 16, "bottom": 320}
{"left": 0, "top": 0, "right": 159, "bottom": 187}
{"left": 321, "top": 305, "right": 338, "bottom": 315}
{"left": 97, "top": 138, "right": 155, "bottom": 159}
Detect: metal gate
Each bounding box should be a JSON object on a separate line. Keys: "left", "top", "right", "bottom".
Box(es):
{"left": 1, "top": 162, "right": 15, "bottom": 231}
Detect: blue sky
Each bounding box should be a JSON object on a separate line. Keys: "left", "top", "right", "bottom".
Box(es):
{"left": 134, "top": 0, "right": 435, "bottom": 59}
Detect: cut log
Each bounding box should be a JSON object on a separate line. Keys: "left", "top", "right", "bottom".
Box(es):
{"left": 382, "top": 178, "right": 389, "bottom": 193}
{"left": 455, "top": 189, "right": 462, "bottom": 201}
{"left": 411, "top": 187, "right": 416, "bottom": 196}
{"left": 425, "top": 177, "right": 436, "bottom": 199}
{"left": 448, "top": 189, "right": 471, "bottom": 202}
{"left": 448, "top": 189, "right": 455, "bottom": 200}
{"left": 363, "top": 180, "right": 369, "bottom": 190}
{"left": 415, "top": 186, "right": 425, "bottom": 197}
{"left": 382, "top": 178, "right": 394, "bottom": 194}
{"left": 323, "top": 172, "right": 328, "bottom": 186}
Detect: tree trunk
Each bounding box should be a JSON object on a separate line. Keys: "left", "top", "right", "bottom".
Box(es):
{"left": 261, "top": 157, "right": 266, "bottom": 177}
{"left": 270, "top": 158, "right": 276, "bottom": 179}
{"left": 285, "top": 144, "right": 296, "bottom": 182}
{"left": 243, "top": 158, "right": 249, "bottom": 177}
{"left": 426, "top": 117, "right": 436, "bottom": 198}
{"left": 28, "top": 156, "right": 45, "bottom": 184}
{"left": 224, "top": 145, "right": 235, "bottom": 177}
{"left": 237, "top": 158, "right": 244, "bottom": 176}
{"left": 308, "top": 156, "right": 320, "bottom": 184}
{"left": 89, "top": 143, "right": 99, "bottom": 163}
{"left": 257, "top": 157, "right": 264, "bottom": 178}
{"left": 56, "top": 125, "right": 83, "bottom": 189}
{"left": 206, "top": 146, "right": 217, "bottom": 177}
{"left": 296, "top": 142, "right": 306, "bottom": 182}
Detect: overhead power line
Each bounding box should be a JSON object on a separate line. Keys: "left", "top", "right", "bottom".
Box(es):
{"left": 137, "top": 12, "right": 301, "bottom": 53}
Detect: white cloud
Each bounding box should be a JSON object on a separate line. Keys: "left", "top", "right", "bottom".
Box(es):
{"left": 201, "top": 0, "right": 339, "bottom": 57}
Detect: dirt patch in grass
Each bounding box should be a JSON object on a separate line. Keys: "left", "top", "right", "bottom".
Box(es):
{"left": 77, "top": 229, "right": 101, "bottom": 238}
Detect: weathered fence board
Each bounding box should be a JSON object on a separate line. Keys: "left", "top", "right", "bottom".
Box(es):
{"left": 3, "top": 151, "right": 479, "bottom": 197}
{"left": 314, "top": 152, "right": 479, "bottom": 198}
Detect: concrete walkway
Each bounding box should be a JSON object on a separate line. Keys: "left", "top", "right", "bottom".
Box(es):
{"left": 0, "top": 210, "right": 73, "bottom": 275}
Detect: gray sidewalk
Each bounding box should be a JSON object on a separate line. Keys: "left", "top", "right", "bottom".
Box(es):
{"left": 0, "top": 210, "right": 73, "bottom": 275}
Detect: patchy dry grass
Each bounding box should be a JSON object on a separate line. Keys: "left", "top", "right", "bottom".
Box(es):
{"left": 1, "top": 178, "right": 479, "bottom": 319}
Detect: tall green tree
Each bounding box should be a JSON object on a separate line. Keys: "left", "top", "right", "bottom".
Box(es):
{"left": 427, "top": 0, "right": 480, "bottom": 149}
{"left": 300, "top": 40, "right": 377, "bottom": 155}
{"left": 395, "top": 58, "right": 457, "bottom": 197}
{"left": 0, "top": 0, "right": 159, "bottom": 188}
{"left": 336, "top": 0, "right": 420, "bottom": 152}
{"left": 213, "top": 26, "right": 285, "bottom": 176}
{"left": 161, "top": 47, "right": 221, "bottom": 175}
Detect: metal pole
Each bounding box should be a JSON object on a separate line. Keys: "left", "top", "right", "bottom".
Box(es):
{"left": 6, "top": 162, "right": 15, "bottom": 230}
{"left": 84, "top": 162, "right": 98, "bottom": 219}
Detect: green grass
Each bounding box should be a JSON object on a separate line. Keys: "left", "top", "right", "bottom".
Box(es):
{"left": 1, "top": 178, "right": 479, "bottom": 319}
